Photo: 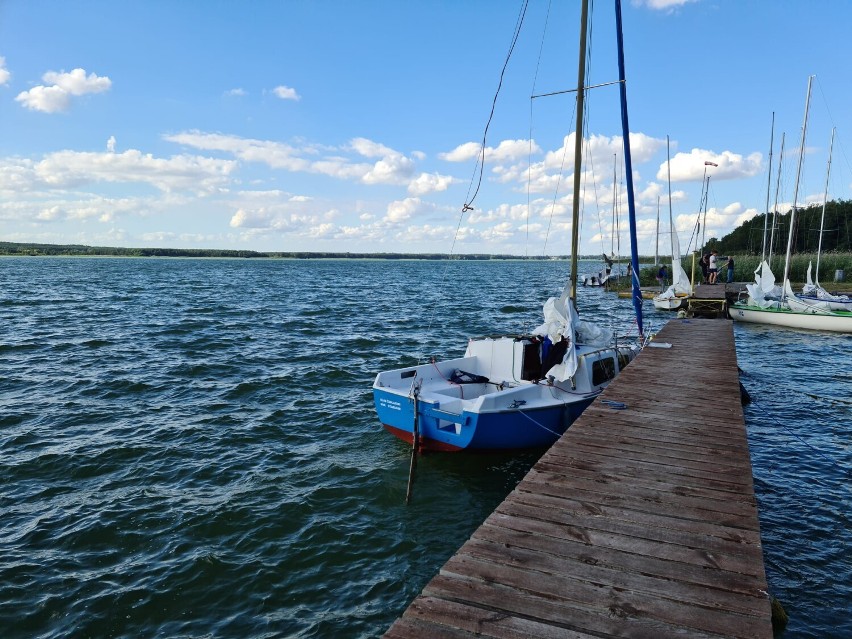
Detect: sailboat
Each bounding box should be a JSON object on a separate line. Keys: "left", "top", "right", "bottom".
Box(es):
{"left": 653, "top": 136, "right": 693, "bottom": 311}
{"left": 372, "top": 0, "right": 645, "bottom": 451}
{"left": 796, "top": 128, "right": 852, "bottom": 312}
{"left": 652, "top": 225, "right": 692, "bottom": 310}
{"left": 801, "top": 261, "right": 852, "bottom": 310}
{"left": 584, "top": 160, "right": 623, "bottom": 288}
{"left": 731, "top": 77, "right": 852, "bottom": 333}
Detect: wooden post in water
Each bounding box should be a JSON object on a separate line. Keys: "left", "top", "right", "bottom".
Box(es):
{"left": 404, "top": 387, "right": 420, "bottom": 505}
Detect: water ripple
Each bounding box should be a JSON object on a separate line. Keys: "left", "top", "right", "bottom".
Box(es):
{"left": 0, "top": 257, "right": 848, "bottom": 637}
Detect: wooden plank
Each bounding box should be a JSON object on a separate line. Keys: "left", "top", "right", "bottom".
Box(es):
{"left": 473, "top": 521, "right": 766, "bottom": 594}
{"left": 384, "top": 319, "right": 773, "bottom": 638}
{"left": 405, "top": 596, "right": 599, "bottom": 639}
{"left": 421, "top": 574, "right": 730, "bottom": 639}
{"left": 455, "top": 537, "right": 767, "bottom": 617}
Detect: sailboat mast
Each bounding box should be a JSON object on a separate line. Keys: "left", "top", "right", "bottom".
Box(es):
{"left": 768, "top": 131, "right": 785, "bottom": 265}
{"left": 782, "top": 75, "right": 814, "bottom": 290}
{"left": 816, "top": 127, "right": 835, "bottom": 283}
{"left": 615, "top": 0, "right": 643, "bottom": 336}
{"left": 655, "top": 196, "right": 660, "bottom": 265}
{"left": 761, "top": 112, "right": 775, "bottom": 263}
{"left": 611, "top": 156, "right": 617, "bottom": 259}
{"left": 701, "top": 175, "right": 710, "bottom": 251}
{"left": 666, "top": 135, "right": 675, "bottom": 267}
{"left": 569, "top": 0, "right": 590, "bottom": 305}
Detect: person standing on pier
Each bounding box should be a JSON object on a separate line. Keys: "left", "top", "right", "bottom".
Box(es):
{"left": 726, "top": 256, "right": 735, "bottom": 284}
{"left": 708, "top": 250, "right": 719, "bottom": 284}
{"left": 656, "top": 264, "right": 668, "bottom": 291}
{"left": 700, "top": 253, "right": 710, "bottom": 284}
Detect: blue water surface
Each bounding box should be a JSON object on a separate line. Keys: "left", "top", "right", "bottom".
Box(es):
{"left": 0, "top": 257, "right": 848, "bottom": 638}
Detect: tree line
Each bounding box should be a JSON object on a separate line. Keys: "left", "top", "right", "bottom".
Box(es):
{"left": 710, "top": 198, "right": 852, "bottom": 255}
{"left": 0, "top": 242, "right": 568, "bottom": 260}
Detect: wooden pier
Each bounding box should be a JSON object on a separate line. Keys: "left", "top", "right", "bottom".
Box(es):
{"left": 386, "top": 319, "right": 773, "bottom": 638}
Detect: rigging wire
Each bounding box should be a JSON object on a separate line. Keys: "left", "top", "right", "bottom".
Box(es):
{"left": 542, "top": 0, "right": 593, "bottom": 262}
{"left": 415, "top": 0, "right": 532, "bottom": 364}
{"left": 462, "top": 0, "right": 531, "bottom": 213}
{"left": 815, "top": 76, "right": 852, "bottom": 195}
{"left": 526, "top": 0, "right": 554, "bottom": 261}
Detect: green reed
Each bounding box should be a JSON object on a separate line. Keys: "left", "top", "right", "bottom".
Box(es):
{"left": 695, "top": 252, "right": 851, "bottom": 284}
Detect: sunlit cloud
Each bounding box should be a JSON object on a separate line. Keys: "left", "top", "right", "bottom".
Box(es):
{"left": 0, "top": 57, "right": 10, "bottom": 85}
{"left": 272, "top": 85, "right": 300, "bottom": 101}
{"left": 631, "top": 0, "right": 699, "bottom": 10}
{"left": 660, "top": 148, "right": 762, "bottom": 182}
{"left": 16, "top": 68, "right": 111, "bottom": 113}
{"left": 407, "top": 172, "right": 456, "bottom": 196}
{"left": 165, "top": 131, "right": 419, "bottom": 186}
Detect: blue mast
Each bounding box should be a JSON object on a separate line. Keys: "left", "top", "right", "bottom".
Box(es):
{"left": 614, "top": 0, "right": 644, "bottom": 337}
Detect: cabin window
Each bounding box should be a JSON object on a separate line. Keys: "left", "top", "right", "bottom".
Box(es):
{"left": 592, "top": 357, "right": 616, "bottom": 386}
{"left": 521, "top": 341, "right": 541, "bottom": 380}
{"left": 617, "top": 351, "right": 631, "bottom": 372}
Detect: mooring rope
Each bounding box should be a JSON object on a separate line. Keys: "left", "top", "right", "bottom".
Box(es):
{"left": 514, "top": 406, "right": 563, "bottom": 438}
{"left": 430, "top": 361, "right": 464, "bottom": 399}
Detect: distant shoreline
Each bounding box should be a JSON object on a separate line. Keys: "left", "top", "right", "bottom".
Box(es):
{"left": 0, "top": 241, "right": 585, "bottom": 260}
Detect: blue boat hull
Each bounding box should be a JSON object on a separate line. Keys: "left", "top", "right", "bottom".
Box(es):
{"left": 374, "top": 387, "right": 596, "bottom": 451}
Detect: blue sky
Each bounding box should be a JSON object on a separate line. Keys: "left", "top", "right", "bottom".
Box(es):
{"left": 1, "top": 0, "right": 851, "bottom": 256}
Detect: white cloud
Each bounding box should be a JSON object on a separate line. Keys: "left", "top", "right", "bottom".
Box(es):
{"left": 225, "top": 88, "right": 247, "bottom": 97}
{"left": 441, "top": 139, "right": 537, "bottom": 164}
{"left": 660, "top": 148, "right": 763, "bottom": 182}
{"left": 44, "top": 68, "right": 111, "bottom": 95}
{"left": 385, "top": 197, "right": 424, "bottom": 224}
{"left": 350, "top": 138, "right": 395, "bottom": 158}
{"left": 407, "top": 172, "right": 455, "bottom": 196}
{"left": 631, "top": 0, "right": 698, "bottom": 10}
{"left": 166, "top": 131, "right": 419, "bottom": 186}
{"left": 16, "top": 68, "right": 111, "bottom": 113}
{"left": 16, "top": 85, "right": 70, "bottom": 113}
{"left": 272, "top": 85, "right": 300, "bottom": 101}
{"left": 107, "top": 136, "right": 116, "bottom": 153}
{"left": 0, "top": 149, "right": 236, "bottom": 194}
{"left": 307, "top": 223, "right": 335, "bottom": 238}
{"left": 230, "top": 208, "right": 270, "bottom": 229}
{"left": 36, "top": 206, "right": 62, "bottom": 221}
{"left": 0, "top": 57, "right": 10, "bottom": 85}
{"left": 440, "top": 141, "right": 481, "bottom": 163}
{"left": 0, "top": 192, "right": 173, "bottom": 228}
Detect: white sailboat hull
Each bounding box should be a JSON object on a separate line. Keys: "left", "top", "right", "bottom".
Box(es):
{"left": 731, "top": 303, "right": 852, "bottom": 333}
{"left": 653, "top": 294, "right": 687, "bottom": 311}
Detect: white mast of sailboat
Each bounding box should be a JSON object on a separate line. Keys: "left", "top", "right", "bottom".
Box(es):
{"left": 761, "top": 113, "right": 775, "bottom": 263}
{"left": 815, "top": 127, "right": 835, "bottom": 285}
{"left": 655, "top": 195, "right": 660, "bottom": 265}
{"left": 781, "top": 74, "right": 814, "bottom": 295}
{"left": 768, "top": 131, "right": 785, "bottom": 266}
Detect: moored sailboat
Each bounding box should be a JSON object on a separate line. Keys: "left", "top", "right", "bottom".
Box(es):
{"left": 732, "top": 77, "right": 852, "bottom": 333}
{"left": 373, "top": 0, "right": 645, "bottom": 451}
{"left": 654, "top": 135, "right": 693, "bottom": 311}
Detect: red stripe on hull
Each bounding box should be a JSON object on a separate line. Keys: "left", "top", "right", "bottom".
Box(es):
{"left": 382, "top": 424, "right": 463, "bottom": 452}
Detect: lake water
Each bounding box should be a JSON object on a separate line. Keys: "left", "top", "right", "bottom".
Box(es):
{"left": 1, "top": 257, "right": 848, "bottom": 638}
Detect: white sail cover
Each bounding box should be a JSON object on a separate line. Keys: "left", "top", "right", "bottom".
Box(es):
{"left": 655, "top": 224, "right": 691, "bottom": 301}
{"left": 801, "top": 261, "right": 850, "bottom": 306}
{"left": 803, "top": 261, "right": 817, "bottom": 295}
{"left": 670, "top": 224, "right": 692, "bottom": 295}
{"left": 532, "top": 294, "right": 612, "bottom": 382}
{"left": 746, "top": 260, "right": 782, "bottom": 306}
